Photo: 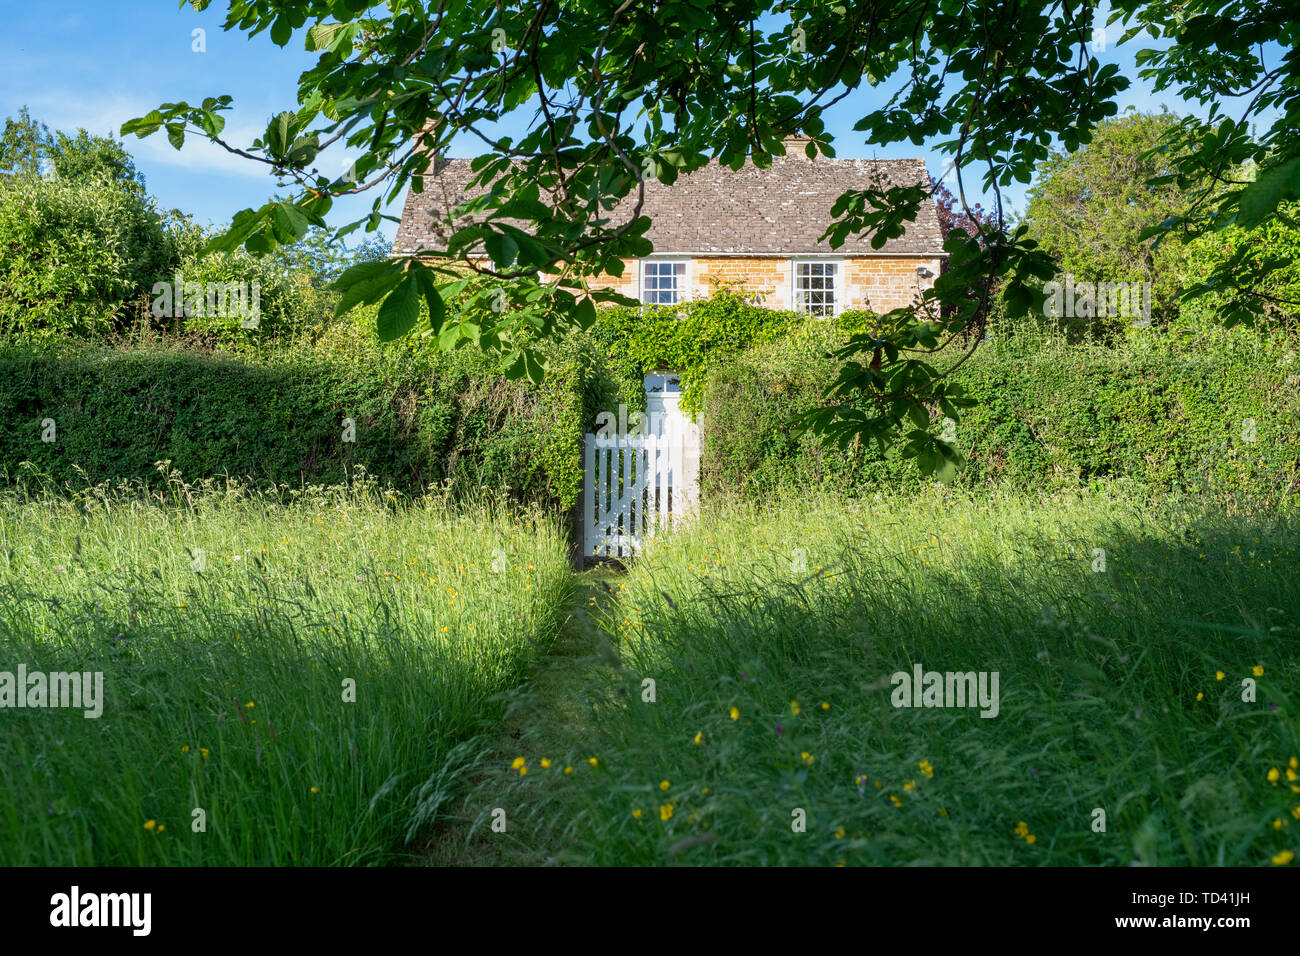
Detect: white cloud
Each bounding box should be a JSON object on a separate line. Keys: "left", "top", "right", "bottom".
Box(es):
{"left": 7, "top": 88, "right": 274, "bottom": 180}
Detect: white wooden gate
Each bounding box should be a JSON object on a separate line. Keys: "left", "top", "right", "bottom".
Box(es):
{"left": 582, "top": 430, "right": 683, "bottom": 558}
{"left": 582, "top": 374, "right": 698, "bottom": 559}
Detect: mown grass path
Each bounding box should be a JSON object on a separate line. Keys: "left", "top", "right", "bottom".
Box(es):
{"left": 422, "top": 569, "right": 625, "bottom": 866}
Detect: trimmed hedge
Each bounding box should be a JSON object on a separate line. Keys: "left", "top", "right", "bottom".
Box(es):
{"left": 0, "top": 325, "right": 606, "bottom": 508}
{"left": 701, "top": 325, "right": 1300, "bottom": 509}
{"left": 6, "top": 296, "right": 1296, "bottom": 513}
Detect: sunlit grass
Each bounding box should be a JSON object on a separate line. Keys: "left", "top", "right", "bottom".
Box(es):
{"left": 0, "top": 469, "right": 572, "bottom": 865}
{"left": 487, "top": 488, "right": 1299, "bottom": 865}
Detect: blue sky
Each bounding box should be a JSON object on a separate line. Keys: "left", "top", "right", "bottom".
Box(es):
{"left": 0, "top": 1, "right": 1218, "bottom": 243}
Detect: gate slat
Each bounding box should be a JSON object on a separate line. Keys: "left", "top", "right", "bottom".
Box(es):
{"left": 583, "top": 435, "right": 594, "bottom": 556}
{"left": 673, "top": 426, "right": 685, "bottom": 529}
{"left": 621, "top": 434, "right": 632, "bottom": 557}
{"left": 646, "top": 433, "right": 658, "bottom": 546}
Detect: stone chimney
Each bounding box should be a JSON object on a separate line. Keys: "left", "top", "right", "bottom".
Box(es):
{"left": 782, "top": 134, "right": 819, "bottom": 158}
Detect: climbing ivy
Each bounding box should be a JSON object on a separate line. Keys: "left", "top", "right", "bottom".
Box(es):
{"left": 589, "top": 290, "right": 873, "bottom": 416}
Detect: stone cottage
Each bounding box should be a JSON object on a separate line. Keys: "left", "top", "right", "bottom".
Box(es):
{"left": 393, "top": 139, "right": 947, "bottom": 315}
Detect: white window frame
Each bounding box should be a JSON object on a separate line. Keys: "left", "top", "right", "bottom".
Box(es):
{"left": 792, "top": 258, "right": 842, "bottom": 317}
{"left": 640, "top": 259, "right": 690, "bottom": 306}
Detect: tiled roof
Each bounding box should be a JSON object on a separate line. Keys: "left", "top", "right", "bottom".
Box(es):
{"left": 393, "top": 152, "right": 946, "bottom": 257}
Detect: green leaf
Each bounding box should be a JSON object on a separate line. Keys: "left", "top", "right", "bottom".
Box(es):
{"left": 197, "top": 111, "right": 226, "bottom": 137}
{"left": 484, "top": 232, "right": 519, "bottom": 267}
{"left": 502, "top": 351, "right": 528, "bottom": 380}
{"left": 438, "top": 323, "right": 461, "bottom": 350}
{"left": 264, "top": 112, "right": 295, "bottom": 158}
{"left": 931, "top": 456, "right": 958, "bottom": 484}
{"left": 523, "top": 350, "right": 546, "bottom": 385}
{"left": 332, "top": 260, "right": 404, "bottom": 316}
{"left": 285, "top": 134, "right": 320, "bottom": 167}
{"left": 270, "top": 15, "right": 292, "bottom": 47}
{"left": 1004, "top": 282, "right": 1032, "bottom": 318}
{"left": 1237, "top": 158, "right": 1299, "bottom": 231}
{"left": 376, "top": 276, "right": 421, "bottom": 341}
{"left": 306, "top": 23, "right": 345, "bottom": 51}
{"left": 271, "top": 203, "right": 311, "bottom": 243}
{"left": 414, "top": 269, "right": 446, "bottom": 333}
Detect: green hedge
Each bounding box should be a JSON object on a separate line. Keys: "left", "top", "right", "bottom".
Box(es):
{"left": 701, "top": 325, "right": 1300, "bottom": 509}
{"left": 0, "top": 325, "right": 605, "bottom": 508}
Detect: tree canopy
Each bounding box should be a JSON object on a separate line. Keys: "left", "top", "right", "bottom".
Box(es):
{"left": 123, "top": 0, "right": 1299, "bottom": 477}
{"left": 1023, "top": 109, "right": 1191, "bottom": 336}
{"left": 2, "top": 106, "right": 146, "bottom": 192}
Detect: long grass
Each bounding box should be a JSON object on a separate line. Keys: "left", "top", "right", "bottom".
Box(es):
{"left": 485, "top": 488, "right": 1299, "bottom": 865}
{"left": 0, "top": 468, "right": 572, "bottom": 865}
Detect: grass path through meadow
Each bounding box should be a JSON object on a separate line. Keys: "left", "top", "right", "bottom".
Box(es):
{"left": 422, "top": 568, "right": 626, "bottom": 866}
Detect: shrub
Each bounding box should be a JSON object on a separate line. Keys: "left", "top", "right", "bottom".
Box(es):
{"left": 154, "top": 249, "right": 327, "bottom": 347}
{"left": 0, "top": 176, "right": 175, "bottom": 339}
{"left": 1022, "top": 110, "right": 1194, "bottom": 336}
{"left": 589, "top": 291, "right": 805, "bottom": 414}
{"left": 1178, "top": 199, "right": 1300, "bottom": 332}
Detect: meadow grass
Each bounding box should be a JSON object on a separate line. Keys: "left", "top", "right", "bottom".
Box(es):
{"left": 0, "top": 469, "right": 572, "bottom": 864}
{"left": 478, "top": 488, "right": 1299, "bottom": 865}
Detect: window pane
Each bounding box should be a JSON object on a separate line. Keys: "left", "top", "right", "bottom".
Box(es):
{"left": 795, "top": 262, "right": 837, "bottom": 316}
{"left": 643, "top": 261, "right": 685, "bottom": 305}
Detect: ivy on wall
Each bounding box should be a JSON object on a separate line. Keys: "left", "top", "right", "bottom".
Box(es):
{"left": 589, "top": 290, "right": 874, "bottom": 415}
